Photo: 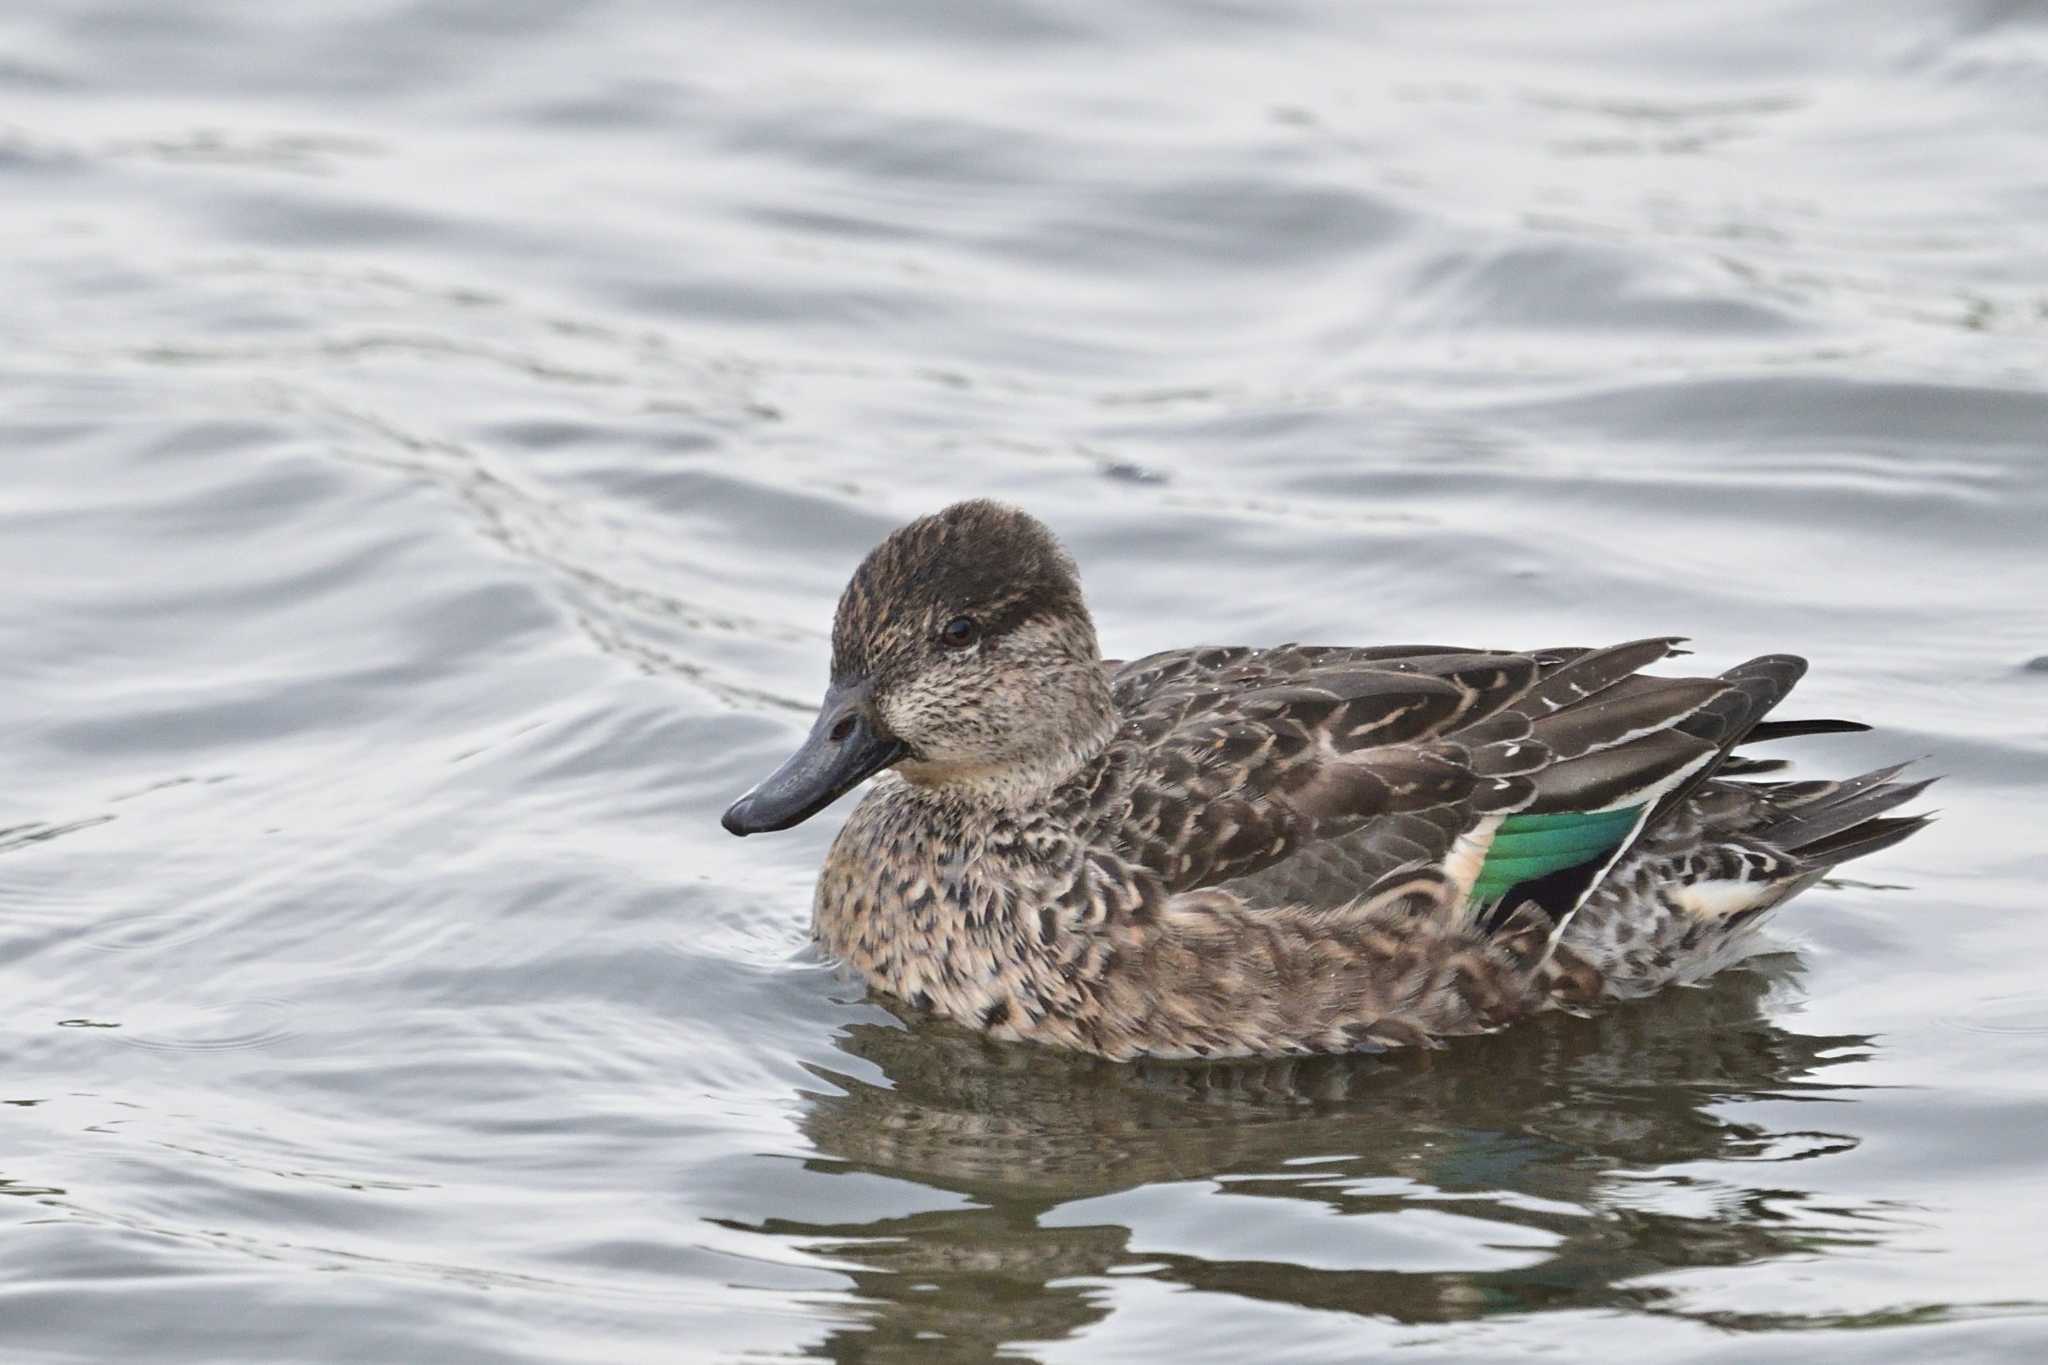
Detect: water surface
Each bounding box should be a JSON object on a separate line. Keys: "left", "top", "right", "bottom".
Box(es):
{"left": 4, "top": 1, "right": 2046, "bottom": 1361}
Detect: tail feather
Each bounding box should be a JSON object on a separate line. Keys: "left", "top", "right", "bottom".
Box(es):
{"left": 1774, "top": 761, "right": 1919, "bottom": 813}
{"left": 1716, "top": 755, "right": 1791, "bottom": 776}
{"left": 1742, "top": 717, "right": 1872, "bottom": 743}
{"left": 1789, "top": 814, "right": 1934, "bottom": 866}
{"left": 1762, "top": 771, "right": 1939, "bottom": 854}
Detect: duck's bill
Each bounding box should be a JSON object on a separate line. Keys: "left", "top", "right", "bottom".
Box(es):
{"left": 721, "top": 683, "right": 907, "bottom": 836}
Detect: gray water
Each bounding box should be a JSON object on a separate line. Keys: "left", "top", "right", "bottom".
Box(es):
{"left": 4, "top": 2, "right": 2046, "bottom": 1361}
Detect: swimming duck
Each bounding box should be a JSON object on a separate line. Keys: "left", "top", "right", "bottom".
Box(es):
{"left": 722, "top": 500, "right": 1931, "bottom": 1061}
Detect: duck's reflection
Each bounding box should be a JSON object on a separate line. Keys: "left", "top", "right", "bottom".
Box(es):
{"left": 773, "top": 959, "right": 1884, "bottom": 1361}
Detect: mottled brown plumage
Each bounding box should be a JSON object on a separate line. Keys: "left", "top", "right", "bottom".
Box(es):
{"left": 724, "top": 501, "right": 1932, "bottom": 1061}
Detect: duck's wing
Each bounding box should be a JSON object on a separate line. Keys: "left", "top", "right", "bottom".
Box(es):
{"left": 1104, "top": 638, "right": 1755, "bottom": 909}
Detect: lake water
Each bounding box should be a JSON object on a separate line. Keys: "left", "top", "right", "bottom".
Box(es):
{"left": 4, "top": 1, "right": 2046, "bottom": 1360}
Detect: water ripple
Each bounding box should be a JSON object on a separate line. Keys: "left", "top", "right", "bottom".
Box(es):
{"left": 1, "top": 1, "right": 2043, "bottom": 1362}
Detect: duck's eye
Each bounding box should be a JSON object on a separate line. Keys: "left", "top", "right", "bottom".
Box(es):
{"left": 938, "top": 615, "right": 979, "bottom": 649}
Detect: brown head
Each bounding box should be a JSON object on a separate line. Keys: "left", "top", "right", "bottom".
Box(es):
{"left": 721, "top": 500, "right": 1115, "bottom": 835}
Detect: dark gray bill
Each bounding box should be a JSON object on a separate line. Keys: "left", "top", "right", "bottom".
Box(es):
{"left": 721, "top": 681, "right": 906, "bottom": 836}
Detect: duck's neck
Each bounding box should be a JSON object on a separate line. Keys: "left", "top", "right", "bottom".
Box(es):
{"left": 892, "top": 661, "right": 1118, "bottom": 812}
{"left": 812, "top": 654, "right": 1121, "bottom": 1024}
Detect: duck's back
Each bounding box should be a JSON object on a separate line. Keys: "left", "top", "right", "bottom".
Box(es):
{"left": 1098, "top": 638, "right": 1928, "bottom": 1004}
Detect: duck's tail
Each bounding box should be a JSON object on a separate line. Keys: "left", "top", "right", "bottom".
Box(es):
{"left": 1541, "top": 654, "right": 1934, "bottom": 1001}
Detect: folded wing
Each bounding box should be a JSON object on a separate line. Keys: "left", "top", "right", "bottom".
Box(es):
{"left": 1107, "top": 638, "right": 1779, "bottom": 912}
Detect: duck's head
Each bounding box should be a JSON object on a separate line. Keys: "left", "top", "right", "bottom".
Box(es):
{"left": 721, "top": 500, "right": 1114, "bottom": 836}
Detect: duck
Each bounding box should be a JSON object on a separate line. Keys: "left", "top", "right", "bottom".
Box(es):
{"left": 721, "top": 499, "right": 1932, "bottom": 1061}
